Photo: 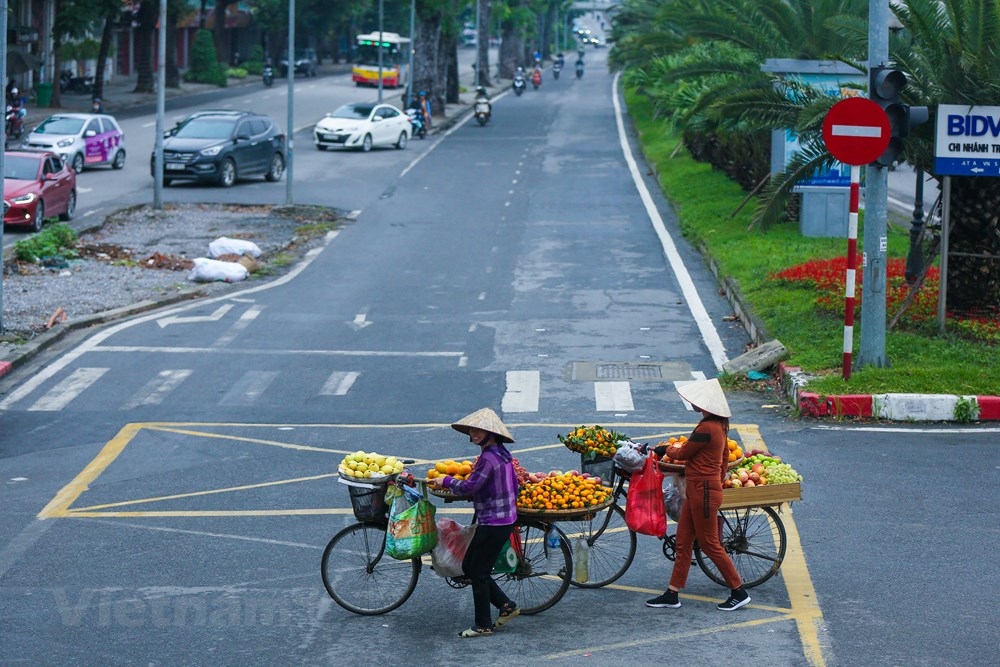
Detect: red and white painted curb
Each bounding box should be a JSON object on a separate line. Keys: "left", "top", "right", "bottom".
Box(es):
{"left": 781, "top": 363, "right": 1000, "bottom": 421}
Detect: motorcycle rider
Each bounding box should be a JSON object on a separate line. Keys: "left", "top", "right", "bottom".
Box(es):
{"left": 6, "top": 86, "right": 25, "bottom": 135}
{"left": 531, "top": 66, "right": 542, "bottom": 87}
{"left": 474, "top": 86, "right": 491, "bottom": 108}
{"left": 575, "top": 57, "right": 585, "bottom": 78}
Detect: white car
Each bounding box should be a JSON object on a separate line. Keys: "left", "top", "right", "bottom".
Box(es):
{"left": 313, "top": 103, "right": 411, "bottom": 152}
{"left": 22, "top": 112, "right": 126, "bottom": 173}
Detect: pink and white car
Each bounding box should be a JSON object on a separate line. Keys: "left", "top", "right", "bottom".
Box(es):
{"left": 22, "top": 112, "right": 126, "bottom": 174}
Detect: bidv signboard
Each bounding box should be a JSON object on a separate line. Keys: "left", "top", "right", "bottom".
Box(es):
{"left": 934, "top": 104, "right": 1000, "bottom": 177}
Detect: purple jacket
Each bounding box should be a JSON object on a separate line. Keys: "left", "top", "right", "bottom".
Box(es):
{"left": 441, "top": 444, "right": 518, "bottom": 526}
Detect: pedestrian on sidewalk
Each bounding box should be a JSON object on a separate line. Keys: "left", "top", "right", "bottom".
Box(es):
{"left": 646, "top": 378, "right": 752, "bottom": 612}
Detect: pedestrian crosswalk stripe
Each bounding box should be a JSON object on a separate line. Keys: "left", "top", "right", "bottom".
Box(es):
{"left": 219, "top": 371, "right": 279, "bottom": 406}
{"left": 320, "top": 371, "right": 360, "bottom": 396}
{"left": 502, "top": 370, "right": 540, "bottom": 413}
{"left": 121, "top": 369, "right": 193, "bottom": 409}
{"left": 28, "top": 367, "right": 108, "bottom": 411}
{"left": 595, "top": 381, "right": 634, "bottom": 411}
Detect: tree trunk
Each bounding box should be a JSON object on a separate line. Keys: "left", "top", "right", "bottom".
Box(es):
{"left": 445, "top": 35, "right": 459, "bottom": 104}
{"left": 476, "top": 0, "right": 491, "bottom": 87}
{"left": 946, "top": 176, "right": 1000, "bottom": 311}
{"left": 93, "top": 18, "right": 114, "bottom": 104}
{"left": 413, "top": 11, "right": 442, "bottom": 120}
{"left": 133, "top": 0, "right": 157, "bottom": 94}
{"left": 213, "top": 0, "right": 228, "bottom": 65}
{"left": 499, "top": 16, "right": 522, "bottom": 78}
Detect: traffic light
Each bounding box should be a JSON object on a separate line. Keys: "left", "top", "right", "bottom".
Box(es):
{"left": 869, "top": 66, "right": 929, "bottom": 166}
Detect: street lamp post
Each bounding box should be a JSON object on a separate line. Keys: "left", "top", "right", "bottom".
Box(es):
{"left": 377, "top": 0, "right": 384, "bottom": 103}
{"left": 905, "top": 169, "right": 926, "bottom": 283}
{"left": 286, "top": 0, "right": 295, "bottom": 204}
{"left": 407, "top": 0, "right": 414, "bottom": 108}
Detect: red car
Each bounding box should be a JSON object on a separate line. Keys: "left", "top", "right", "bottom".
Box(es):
{"left": 3, "top": 150, "right": 77, "bottom": 232}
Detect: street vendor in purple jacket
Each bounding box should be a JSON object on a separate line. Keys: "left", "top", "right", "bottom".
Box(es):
{"left": 434, "top": 407, "right": 521, "bottom": 638}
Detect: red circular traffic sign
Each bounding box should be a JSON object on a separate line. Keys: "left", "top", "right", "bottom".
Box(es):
{"left": 822, "top": 97, "right": 891, "bottom": 165}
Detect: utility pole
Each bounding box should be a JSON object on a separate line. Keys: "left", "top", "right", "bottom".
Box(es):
{"left": 286, "top": 0, "right": 295, "bottom": 204}
{"left": 0, "top": 0, "right": 7, "bottom": 332}
{"left": 858, "top": 0, "right": 891, "bottom": 369}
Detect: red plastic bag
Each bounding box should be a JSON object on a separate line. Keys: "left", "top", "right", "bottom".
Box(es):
{"left": 625, "top": 453, "right": 666, "bottom": 536}
{"left": 430, "top": 519, "right": 476, "bottom": 578}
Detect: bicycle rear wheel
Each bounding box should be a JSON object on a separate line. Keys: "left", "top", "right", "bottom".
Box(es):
{"left": 321, "top": 522, "right": 420, "bottom": 615}
{"left": 493, "top": 521, "right": 571, "bottom": 615}
{"left": 561, "top": 503, "right": 636, "bottom": 588}
{"left": 695, "top": 506, "right": 786, "bottom": 588}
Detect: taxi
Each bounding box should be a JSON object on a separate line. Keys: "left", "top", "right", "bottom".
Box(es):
{"left": 22, "top": 112, "right": 126, "bottom": 173}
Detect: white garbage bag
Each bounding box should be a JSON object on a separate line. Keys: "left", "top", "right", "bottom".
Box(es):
{"left": 208, "top": 236, "right": 262, "bottom": 258}
{"left": 187, "top": 257, "right": 249, "bottom": 283}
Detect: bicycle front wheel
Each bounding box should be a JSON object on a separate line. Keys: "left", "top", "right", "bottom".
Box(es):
{"left": 560, "top": 503, "right": 636, "bottom": 588}
{"left": 321, "top": 522, "right": 420, "bottom": 615}
{"left": 695, "top": 506, "right": 787, "bottom": 588}
{"left": 493, "top": 521, "right": 571, "bottom": 615}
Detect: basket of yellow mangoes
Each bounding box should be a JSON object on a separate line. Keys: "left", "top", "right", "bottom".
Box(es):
{"left": 426, "top": 459, "right": 475, "bottom": 499}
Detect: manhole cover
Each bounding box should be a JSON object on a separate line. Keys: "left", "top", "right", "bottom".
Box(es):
{"left": 568, "top": 361, "right": 692, "bottom": 382}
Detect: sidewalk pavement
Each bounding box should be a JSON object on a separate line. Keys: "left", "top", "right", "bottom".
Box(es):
{"left": 8, "top": 68, "right": 995, "bottom": 423}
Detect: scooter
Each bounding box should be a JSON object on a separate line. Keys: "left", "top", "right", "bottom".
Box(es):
{"left": 474, "top": 97, "right": 491, "bottom": 126}
{"left": 513, "top": 74, "right": 526, "bottom": 96}
{"left": 59, "top": 69, "right": 94, "bottom": 95}
{"left": 531, "top": 70, "right": 542, "bottom": 90}
{"left": 262, "top": 64, "right": 274, "bottom": 88}
{"left": 575, "top": 62, "right": 584, "bottom": 79}
{"left": 5, "top": 103, "right": 24, "bottom": 140}
{"left": 553, "top": 62, "right": 562, "bottom": 80}
{"left": 406, "top": 107, "right": 427, "bottom": 139}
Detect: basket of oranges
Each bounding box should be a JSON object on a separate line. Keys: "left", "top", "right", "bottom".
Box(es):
{"left": 557, "top": 425, "right": 629, "bottom": 460}
{"left": 656, "top": 436, "right": 745, "bottom": 473}
{"left": 426, "top": 459, "right": 475, "bottom": 500}
{"left": 516, "top": 471, "right": 614, "bottom": 519}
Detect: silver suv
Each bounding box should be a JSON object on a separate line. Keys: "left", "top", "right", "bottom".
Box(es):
{"left": 280, "top": 48, "right": 318, "bottom": 77}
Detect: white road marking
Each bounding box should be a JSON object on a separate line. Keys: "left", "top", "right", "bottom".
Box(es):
{"left": 213, "top": 305, "right": 262, "bottom": 347}
{"left": 320, "top": 371, "right": 360, "bottom": 396}
{"left": 122, "top": 369, "right": 193, "bottom": 408}
{"left": 595, "top": 381, "right": 634, "bottom": 412}
{"left": 613, "top": 72, "right": 729, "bottom": 370}
{"left": 502, "top": 370, "right": 540, "bottom": 413}
{"left": 219, "top": 371, "right": 279, "bottom": 406}
{"left": 157, "top": 304, "right": 234, "bottom": 328}
{"left": 28, "top": 367, "right": 108, "bottom": 411}
{"left": 349, "top": 313, "right": 372, "bottom": 329}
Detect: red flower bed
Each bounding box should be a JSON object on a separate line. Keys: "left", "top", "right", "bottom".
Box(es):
{"left": 770, "top": 256, "right": 1000, "bottom": 344}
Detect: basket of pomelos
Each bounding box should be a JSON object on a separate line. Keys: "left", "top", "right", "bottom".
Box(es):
{"left": 557, "top": 425, "right": 629, "bottom": 461}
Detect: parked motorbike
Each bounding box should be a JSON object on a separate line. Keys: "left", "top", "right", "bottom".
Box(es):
{"left": 553, "top": 62, "right": 562, "bottom": 80}
{"left": 262, "top": 65, "right": 274, "bottom": 88}
{"left": 474, "top": 97, "right": 491, "bottom": 126}
{"left": 59, "top": 69, "right": 94, "bottom": 95}
{"left": 513, "top": 73, "right": 526, "bottom": 97}
{"left": 531, "top": 70, "right": 542, "bottom": 90}
{"left": 406, "top": 107, "right": 427, "bottom": 139}
{"left": 5, "top": 103, "right": 24, "bottom": 140}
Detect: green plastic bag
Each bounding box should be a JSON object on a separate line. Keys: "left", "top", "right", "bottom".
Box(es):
{"left": 386, "top": 486, "right": 438, "bottom": 560}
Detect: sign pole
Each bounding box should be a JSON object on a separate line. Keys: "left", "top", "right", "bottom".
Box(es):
{"left": 843, "top": 164, "right": 861, "bottom": 379}
{"left": 937, "top": 176, "right": 951, "bottom": 333}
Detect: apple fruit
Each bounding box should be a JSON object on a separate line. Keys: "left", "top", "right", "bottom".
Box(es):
{"left": 749, "top": 472, "right": 761, "bottom": 484}
{"left": 744, "top": 479, "right": 756, "bottom": 487}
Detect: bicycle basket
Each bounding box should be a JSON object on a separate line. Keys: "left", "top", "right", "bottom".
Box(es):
{"left": 348, "top": 483, "right": 390, "bottom": 522}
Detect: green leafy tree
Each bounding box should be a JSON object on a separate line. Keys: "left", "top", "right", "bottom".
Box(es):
{"left": 185, "top": 28, "right": 227, "bottom": 86}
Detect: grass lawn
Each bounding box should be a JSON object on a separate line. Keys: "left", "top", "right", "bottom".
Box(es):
{"left": 624, "top": 89, "right": 1000, "bottom": 398}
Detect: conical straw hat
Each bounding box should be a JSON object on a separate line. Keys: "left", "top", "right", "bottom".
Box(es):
{"left": 676, "top": 378, "right": 731, "bottom": 418}
{"left": 451, "top": 407, "right": 515, "bottom": 443}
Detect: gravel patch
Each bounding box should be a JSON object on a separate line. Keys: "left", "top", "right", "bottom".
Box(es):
{"left": 1, "top": 203, "right": 344, "bottom": 347}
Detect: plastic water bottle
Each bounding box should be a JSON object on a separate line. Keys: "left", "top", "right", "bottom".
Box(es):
{"left": 545, "top": 528, "right": 560, "bottom": 574}
{"left": 574, "top": 538, "right": 590, "bottom": 583}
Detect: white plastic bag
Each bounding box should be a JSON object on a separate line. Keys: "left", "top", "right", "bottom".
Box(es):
{"left": 613, "top": 441, "right": 646, "bottom": 474}
{"left": 187, "top": 257, "right": 249, "bottom": 283}
{"left": 208, "top": 236, "right": 262, "bottom": 258}
{"left": 430, "top": 518, "right": 476, "bottom": 578}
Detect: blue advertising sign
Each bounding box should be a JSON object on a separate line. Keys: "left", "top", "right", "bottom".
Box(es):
{"left": 934, "top": 104, "right": 1000, "bottom": 177}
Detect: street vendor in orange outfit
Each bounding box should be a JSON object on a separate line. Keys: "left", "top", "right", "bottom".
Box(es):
{"left": 646, "top": 378, "right": 751, "bottom": 611}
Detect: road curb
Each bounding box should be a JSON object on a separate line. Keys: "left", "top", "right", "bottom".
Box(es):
{"left": 780, "top": 363, "right": 1000, "bottom": 422}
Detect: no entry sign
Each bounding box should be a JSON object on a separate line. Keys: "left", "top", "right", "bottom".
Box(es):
{"left": 822, "top": 97, "right": 891, "bottom": 165}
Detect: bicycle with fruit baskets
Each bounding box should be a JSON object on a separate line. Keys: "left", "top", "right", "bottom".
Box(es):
{"left": 321, "top": 466, "right": 574, "bottom": 616}
{"left": 556, "top": 439, "right": 797, "bottom": 590}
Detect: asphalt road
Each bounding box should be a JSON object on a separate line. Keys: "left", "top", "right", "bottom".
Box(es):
{"left": 0, "top": 49, "right": 997, "bottom": 666}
